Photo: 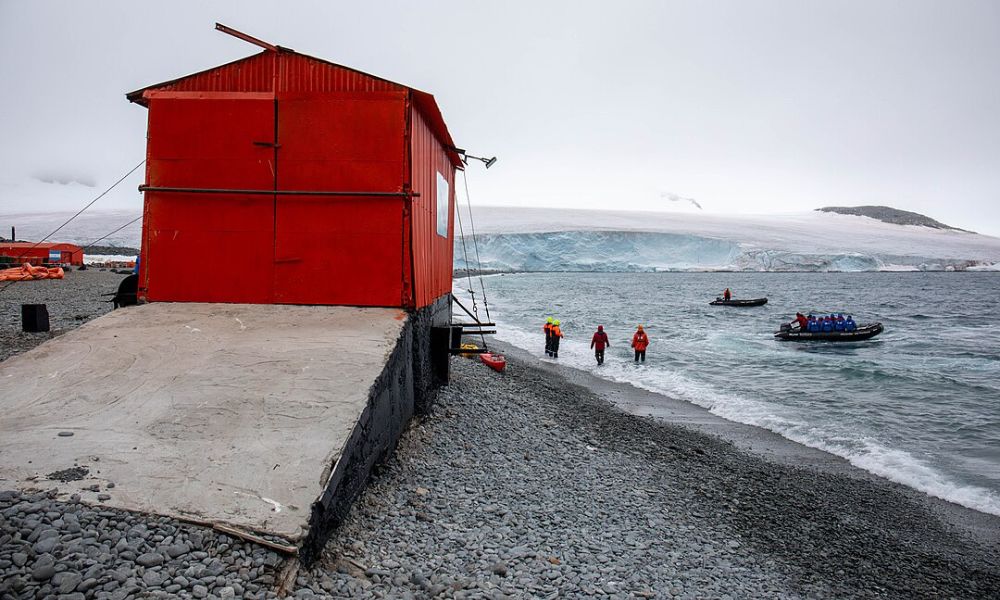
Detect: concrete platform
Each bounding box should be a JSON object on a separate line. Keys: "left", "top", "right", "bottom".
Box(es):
{"left": 0, "top": 303, "right": 408, "bottom": 546}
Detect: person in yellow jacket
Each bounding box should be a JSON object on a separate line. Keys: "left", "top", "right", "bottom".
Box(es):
{"left": 543, "top": 317, "right": 554, "bottom": 356}
{"left": 550, "top": 319, "right": 564, "bottom": 358}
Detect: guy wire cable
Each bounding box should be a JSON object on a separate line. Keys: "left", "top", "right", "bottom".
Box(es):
{"left": 461, "top": 169, "right": 491, "bottom": 322}
{"left": 0, "top": 160, "right": 145, "bottom": 295}
{"left": 453, "top": 171, "right": 486, "bottom": 348}
{"left": 453, "top": 172, "right": 478, "bottom": 315}
{"left": 81, "top": 215, "right": 143, "bottom": 252}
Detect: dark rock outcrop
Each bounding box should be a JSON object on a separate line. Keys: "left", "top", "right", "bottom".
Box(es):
{"left": 817, "top": 205, "right": 969, "bottom": 232}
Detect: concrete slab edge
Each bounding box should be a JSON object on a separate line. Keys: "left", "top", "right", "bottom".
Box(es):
{"left": 298, "top": 308, "right": 423, "bottom": 565}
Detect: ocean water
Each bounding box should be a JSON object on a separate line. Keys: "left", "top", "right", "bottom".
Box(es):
{"left": 459, "top": 272, "right": 1000, "bottom": 516}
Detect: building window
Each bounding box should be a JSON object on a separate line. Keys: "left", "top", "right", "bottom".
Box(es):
{"left": 436, "top": 172, "right": 449, "bottom": 237}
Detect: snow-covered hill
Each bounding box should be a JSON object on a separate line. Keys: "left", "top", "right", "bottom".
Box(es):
{"left": 0, "top": 209, "right": 142, "bottom": 249}
{"left": 4, "top": 206, "right": 999, "bottom": 272}
{"left": 455, "top": 207, "right": 1000, "bottom": 272}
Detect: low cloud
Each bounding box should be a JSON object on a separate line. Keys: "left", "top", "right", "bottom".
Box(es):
{"left": 32, "top": 171, "right": 97, "bottom": 188}
{"left": 660, "top": 192, "right": 702, "bottom": 210}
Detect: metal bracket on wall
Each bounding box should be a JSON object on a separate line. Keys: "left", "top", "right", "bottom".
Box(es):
{"left": 449, "top": 293, "right": 495, "bottom": 354}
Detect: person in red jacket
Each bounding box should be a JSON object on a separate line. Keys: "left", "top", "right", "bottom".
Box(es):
{"left": 631, "top": 325, "right": 649, "bottom": 363}
{"left": 794, "top": 312, "right": 808, "bottom": 330}
{"left": 590, "top": 325, "right": 611, "bottom": 365}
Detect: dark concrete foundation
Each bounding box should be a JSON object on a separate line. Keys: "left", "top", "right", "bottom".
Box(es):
{"left": 301, "top": 295, "right": 452, "bottom": 563}
{"left": 411, "top": 295, "right": 453, "bottom": 413}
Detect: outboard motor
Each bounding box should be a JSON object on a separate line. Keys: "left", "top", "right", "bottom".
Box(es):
{"left": 779, "top": 323, "right": 791, "bottom": 332}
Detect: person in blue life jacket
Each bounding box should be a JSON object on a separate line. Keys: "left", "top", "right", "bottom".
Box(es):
{"left": 822, "top": 317, "right": 834, "bottom": 332}
{"left": 834, "top": 316, "right": 846, "bottom": 332}
{"left": 808, "top": 315, "right": 819, "bottom": 332}
{"left": 845, "top": 315, "right": 857, "bottom": 332}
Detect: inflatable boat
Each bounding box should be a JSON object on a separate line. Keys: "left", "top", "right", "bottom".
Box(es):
{"left": 774, "top": 322, "right": 883, "bottom": 342}
{"left": 710, "top": 297, "right": 768, "bottom": 307}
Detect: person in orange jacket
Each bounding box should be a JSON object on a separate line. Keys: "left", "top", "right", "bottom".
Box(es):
{"left": 723, "top": 288, "right": 732, "bottom": 301}
{"left": 543, "top": 317, "right": 554, "bottom": 356}
{"left": 631, "top": 325, "right": 649, "bottom": 363}
{"left": 590, "top": 325, "right": 610, "bottom": 365}
{"left": 550, "top": 319, "right": 564, "bottom": 358}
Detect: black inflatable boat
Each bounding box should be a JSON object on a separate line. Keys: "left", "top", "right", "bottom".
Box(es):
{"left": 774, "top": 322, "right": 884, "bottom": 342}
{"left": 710, "top": 297, "right": 768, "bottom": 307}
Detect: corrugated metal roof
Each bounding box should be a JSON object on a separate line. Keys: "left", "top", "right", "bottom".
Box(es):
{"left": 127, "top": 49, "right": 462, "bottom": 168}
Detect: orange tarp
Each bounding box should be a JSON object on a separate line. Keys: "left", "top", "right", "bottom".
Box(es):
{"left": 0, "top": 263, "right": 65, "bottom": 282}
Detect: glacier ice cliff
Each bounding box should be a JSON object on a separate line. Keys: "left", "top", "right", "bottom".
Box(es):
{"left": 454, "top": 207, "right": 1000, "bottom": 273}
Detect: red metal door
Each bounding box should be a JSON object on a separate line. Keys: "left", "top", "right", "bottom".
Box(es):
{"left": 143, "top": 93, "right": 276, "bottom": 303}
{"left": 273, "top": 92, "right": 408, "bottom": 306}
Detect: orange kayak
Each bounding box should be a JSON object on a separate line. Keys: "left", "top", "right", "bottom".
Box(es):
{"left": 480, "top": 353, "right": 506, "bottom": 373}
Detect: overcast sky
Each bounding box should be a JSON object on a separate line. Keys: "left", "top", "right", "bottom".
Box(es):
{"left": 1, "top": 1, "right": 998, "bottom": 234}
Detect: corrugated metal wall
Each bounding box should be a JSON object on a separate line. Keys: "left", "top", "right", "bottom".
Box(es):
{"left": 273, "top": 91, "right": 408, "bottom": 306}
{"left": 142, "top": 95, "right": 277, "bottom": 304}
{"left": 408, "top": 100, "right": 456, "bottom": 308}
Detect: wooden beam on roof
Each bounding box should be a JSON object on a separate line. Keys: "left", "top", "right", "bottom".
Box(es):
{"left": 215, "top": 23, "right": 279, "bottom": 52}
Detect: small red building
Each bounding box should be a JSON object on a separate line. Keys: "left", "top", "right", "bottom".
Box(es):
{"left": 0, "top": 242, "right": 84, "bottom": 266}
{"left": 127, "top": 37, "right": 461, "bottom": 308}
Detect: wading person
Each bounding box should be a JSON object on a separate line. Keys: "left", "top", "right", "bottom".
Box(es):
{"left": 631, "top": 325, "right": 649, "bottom": 363}
{"left": 550, "top": 319, "right": 563, "bottom": 358}
{"left": 590, "top": 325, "right": 610, "bottom": 365}
{"left": 543, "top": 317, "right": 554, "bottom": 356}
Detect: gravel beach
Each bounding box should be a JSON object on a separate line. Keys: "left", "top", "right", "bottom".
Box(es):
{"left": 3, "top": 275, "right": 999, "bottom": 599}
{"left": 0, "top": 269, "right": 126, "bottom": 362}
{"left": 305, "top": 355, "right": 1000, "bottom": 599}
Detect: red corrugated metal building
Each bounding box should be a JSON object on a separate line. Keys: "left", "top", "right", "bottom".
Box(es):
{"left": 127, "top": 41, "right": 461, "bottom": 308}
{"left": 0, "top": 242, "right": 84, "bottom": 266}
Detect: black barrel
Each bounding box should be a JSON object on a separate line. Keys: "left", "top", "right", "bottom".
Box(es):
{"left": 21, "top": 304, "right": 50, "bottom": 332}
